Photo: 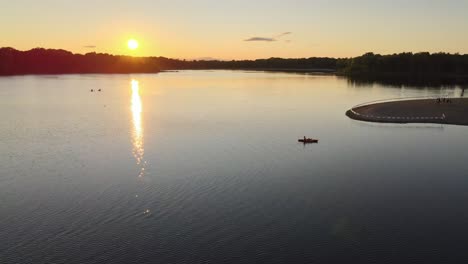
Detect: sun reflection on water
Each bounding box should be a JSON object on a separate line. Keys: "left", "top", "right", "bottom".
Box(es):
{"left": 131, "top": 79, "right": 145, "bottom": 177}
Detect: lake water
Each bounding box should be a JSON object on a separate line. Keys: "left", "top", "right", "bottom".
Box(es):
{"left": 1, "top": 71, "right": 468, "bottom": 263}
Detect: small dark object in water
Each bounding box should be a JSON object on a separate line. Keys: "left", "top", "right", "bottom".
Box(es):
{"left": 298, "top": 138, "right": 319, "bottom": 144}
{"left": 98, "top": 89, "right": 102, "bottom": 92}
{"left": 90, "top": 89, "right": 94, "bottom": 92}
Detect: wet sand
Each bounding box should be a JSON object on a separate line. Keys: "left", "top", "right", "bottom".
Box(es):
{"left": 346, "top": 98, "right": 468, "bottom": 126}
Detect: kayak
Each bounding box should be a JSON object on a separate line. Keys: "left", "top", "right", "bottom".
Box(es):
{"left": 298, "top": 139, "right": 318, "bottom": 143}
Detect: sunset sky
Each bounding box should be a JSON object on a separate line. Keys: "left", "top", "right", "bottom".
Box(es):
{"left": 2, "top": 0, "right": 468, "bottom": 59}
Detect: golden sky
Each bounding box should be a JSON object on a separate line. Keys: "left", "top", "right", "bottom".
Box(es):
{"left": 2, "top": 0, "right": 468, "bottom": 59}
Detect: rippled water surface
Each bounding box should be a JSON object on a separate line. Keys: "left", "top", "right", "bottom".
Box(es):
{"left": 1, "top": 71, "right": 468, "bottom": 263}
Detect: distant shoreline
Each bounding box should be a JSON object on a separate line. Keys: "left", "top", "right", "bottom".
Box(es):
{"left": 3, "top": 48, "right": 468, "bottom": 86}
{"left": 227, "top": 68, "right": 336, "bottom": 73}
{"left": 346, "top": 98, "right": 468, "bottom": 126}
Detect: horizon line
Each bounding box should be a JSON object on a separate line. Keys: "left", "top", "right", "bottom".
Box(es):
{"left": 2, "top": 46, "right": 467, "bottom": 61}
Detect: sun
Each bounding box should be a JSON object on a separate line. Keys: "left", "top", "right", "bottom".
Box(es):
{"left": 127, "top": 39, "right": 139, "bottom": 50}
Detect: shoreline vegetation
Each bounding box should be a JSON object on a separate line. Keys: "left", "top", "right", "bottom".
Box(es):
{"left": 2, "top": 48, "right": 468, "bottom": 86}
{"left": 346, "top": 98, "right": 468, "bottom": 126}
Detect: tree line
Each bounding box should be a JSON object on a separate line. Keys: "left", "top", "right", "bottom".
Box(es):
{"left": 2, "top": 48, "right": 468, "bottom": 84}
{"left": 0, "top": 47, "right": 337, "bottom": 74}
{"left": 341, "top": 52, "right": 468, "bottom": 86}
{"left": 0, "top": 48, "right": 161, "bottom": 74}
{"left": 341, "top": 52, "right": 468, "bottom": 76}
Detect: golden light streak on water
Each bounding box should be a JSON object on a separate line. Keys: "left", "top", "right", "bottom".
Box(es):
{"left": 131, "top": 79, "right": 145, "bottom": 177}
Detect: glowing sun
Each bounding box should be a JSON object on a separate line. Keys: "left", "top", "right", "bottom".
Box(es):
{"left": 127, "top": 39, "right": 139, "bottom": 50}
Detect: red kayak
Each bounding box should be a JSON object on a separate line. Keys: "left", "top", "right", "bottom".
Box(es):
{"left": 298, "top": 138, "right": 318, "bottom": 143}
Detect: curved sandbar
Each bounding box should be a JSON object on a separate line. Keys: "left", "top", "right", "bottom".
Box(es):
{"left": 346, "top": 98, "right": 468, "bottom": 126}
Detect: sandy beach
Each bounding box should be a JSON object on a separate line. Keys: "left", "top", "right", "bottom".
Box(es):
{"left": 346, "top": 98, "right": 468, "bottom": 126}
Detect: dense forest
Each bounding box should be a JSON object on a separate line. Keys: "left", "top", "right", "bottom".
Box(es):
{"left": 342, "top": 52, "right": 468, "bottom": 75}
{"left": 2, "top": 48, "right": 468, "bottom": 85}
{"left": 341, "top": 52, "right": 468, "bottom": 86}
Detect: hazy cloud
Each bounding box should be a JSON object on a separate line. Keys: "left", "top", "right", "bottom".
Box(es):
{"left": 275, "top": 32, "right": 292, "bottom": 38}
{"left": 83, "top": 45, "right": 96, "bottom": 48}
{"left": 244, "top": 32, "right": 292, "bottom": 42}
{"left": 244, "top": 37, "right": 276, "bottom": 42}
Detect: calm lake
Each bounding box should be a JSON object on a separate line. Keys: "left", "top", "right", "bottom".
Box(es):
{"left": 1, "top": 71, "right": 468, "bottom": 263}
